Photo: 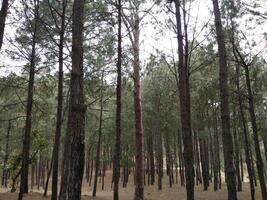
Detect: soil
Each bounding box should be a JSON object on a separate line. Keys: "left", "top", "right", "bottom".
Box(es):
{"left": 0, "top": 170, "right": 260, "bottom": 200}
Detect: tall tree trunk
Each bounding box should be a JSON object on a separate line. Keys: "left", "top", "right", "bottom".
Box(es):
{"left": 263, "top": 138, "right": 267, "bottom": 163}
{"left": 148, "top": 132, "right": 155, "bottom": 185}
{"left": 132, "top": 9, "right": 144, "bottom": 200}
{"left": 0, "top": 0, "right": 9, "bottom": 50}
{"left": 174, "top": 1, "right": 194, "bottom": 199}
{"left": 177, "top": 129, "right": 185, "bottom": 186}
{"left": 18, "top": 2, "right": 39, "bottom": 199}
{"left": 194, "top": 130, "right": 201, "bottom": 186}
{"left": 211, "top": 0, "right": 237, "bottom": 199}
{"left": 1, "top": 120, "right": 11, "bottom": 187}
{"left": 92, "top": 72, "right": 104, "bottom": 197}
{"left": 113, "top": 0, "right": 122, "bottom": 199}
{"left": 51, "top": 1, "right": 67, "bottom": 200}
{"left": 239, "top": 54, "right": 267, "bottom": 199}
{"left": 250, "top": 149, "right": 257, "bottom": 187}
{"left": 59, "top": 133, "right": 70, "bottom": 199}
{"left": 155, "top": 97, "right": 163, "bottom": 190}
{"left": 66, "top": 0, "right": 86, "bottom": 199}
{"left": 212, "top": 104, "right": 220, "bottom": 191}
{"left": 199, "top": 138, "right": 209, "bottom": 191}
{"left": 89, "top": 153, "right": 94, "bottom": 186}
{"left": 233, "top": 123, "right": 242, "bottom": 191}
{"left": 44, "top": 159, "right": 53, "bottom": 196}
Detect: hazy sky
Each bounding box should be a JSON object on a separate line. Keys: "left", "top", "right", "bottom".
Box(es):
{"left": 0, "top": 0, "right": 266, "bottom": 75}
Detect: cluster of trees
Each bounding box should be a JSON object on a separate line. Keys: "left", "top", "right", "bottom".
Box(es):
{"left": 0, "top": 0, "right": 266, "bottom": 200}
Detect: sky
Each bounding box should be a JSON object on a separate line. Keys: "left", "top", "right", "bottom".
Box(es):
{"left": 0, "top": 0, "right": 266, "bottom": 76}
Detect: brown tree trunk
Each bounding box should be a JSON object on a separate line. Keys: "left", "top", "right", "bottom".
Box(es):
{"left": 240, "top": 54, "right": 267, "bottom": 199}
{"left": 233, "top": 123, "right": 242, "bottom": 191}
{"left": 0, "top": 0, "right": 9, "bottom": 50}
{"left": 18, "top": 2, "right": 39, "bottom": 199}
{"left": 51, "top": 1, "right": 67, "bottom": 200}
{"left": 194, "top": 130, "right": 201, "bottom": 186}
{"left": 66, "top": 0, "right": 86, "bottom": 199}
{"left": 132, "top": 8, "right": 144, "bottom": 200}
{"left": 31, "top": 164, "right": 34, "bottom": 190}
{"left": 263, "top": 138, "right": 267, "bottom": 163}
{"left": 211, "top": 0, "right": 237, "bottom": 199}
{"left": 174, "top": 1, "right": 194, "bottom": 199}
{"left": 155, "top": 97, "right": 163, "bottom": 190}
{"left": 1, "top": 120, "right": 11, "bottom": 187}
{"left": 44, "top": 160, "right": 52, "bottom": 196}
{"left": 92, "top": 72, "right": 104, "bottom": 197}
{"left": 89, "top": 153, "right": 94, "bottom": 187}
{"left": 212, "top": 104, "right": 220, "bottom": 191}
{"left": 250, "top": 149, "right": 257, "bottom": 187}
{"left": 113, "top": 0, "right": 122, "bottom": 198}
{"left": 232, "top": 106, "right": 242, "bottom": 191}
{"left": 102, "top": 149, "right": 106, "bottom": 190}
{"left": 239, "top": 153, "right": 244, "bottom": 182}
{"left": 148, "top": 132, "right": 155, "bottom": 185}
{"left": 199, "top": 138, "right": 209, "bottom": 191}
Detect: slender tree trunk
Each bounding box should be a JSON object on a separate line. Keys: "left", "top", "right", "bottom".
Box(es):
{"left": 66, "top": 0, "right": 86, "bottom": 199}
{"left": 233, "top": 124, "right": 242, "bottom": 191}
{"left": 208, "top": 127, "right": 214, "bottom": 184}
{"left": 113, "top": 0, "right": 122, "bottom": 198}
{"left": 239, "top": 152, "right": 244, "bottom": 182}
{"left": 51, "top": 1, "right": 66, "bottom": 200}
{"left": 199, "top": 138, "right": 209, "bottom": 191}
{"left": 132, "top": 9, "right": 144, "bottom": 200}
{"left": 211, "top": 0, "right": 237, "bottom": 199}
{"left": 102, "top": 149, "right": 106, "bottom": 190}
{"left": 232, "top": 106, "right": 242, "bottom": 191}
{"left": 155, "top": 97, "right": 163, "bottom": 190}
{"left": 31, "top": 164, "right": 34, "bottom": 190}
{"left": 89, "top": 153, "right": 94, "bottom": 187}
{"left": 174, "top": 1, "right": 194, "bottom": 199}
{"left": 213, "top": 104, "right": 220, "bottom": 191}
{"left": 18, "top": 2, "right": 39, "bottom": 199}
{"left": 250, "top": 149, "right": 257, "bottom": 187}
{"left": 148, "top": 132, "right": 155, "bottom": 185}
{"left": 59, "top": 134, "right": 70, "bottom": 199}
{"left": 241, "top": 58, "right": 267, "bottom": 199}
{"left": 194, "top": 130, "right": 201, "bottom": 186}
{"left": 44, "top": 159, "right": 53, "bottom": 196}
{"left": 0, "top": 0, "right": 9, "bottom": 50}
{"left": 177, "top": 129, "right": 185, "bottom": 186}
{"left": 92, "top": 72, "right": 104, "bottom": 197}
{"left": 263, "top": 138, "right": 267, "bottom": 163}
{"left": 1, "top": 120, "right": 11, "bottom": 187}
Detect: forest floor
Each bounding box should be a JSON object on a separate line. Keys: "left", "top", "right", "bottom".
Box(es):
{"left": 0, "top": 170, "right": 261, "bottom": 200}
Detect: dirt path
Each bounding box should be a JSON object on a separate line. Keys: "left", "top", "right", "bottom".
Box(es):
{"left": 0, "top": 171, "right": 260, "bottom": 200}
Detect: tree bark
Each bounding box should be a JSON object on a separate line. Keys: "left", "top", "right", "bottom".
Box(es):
{"left": 148, "top": 132, "right": 155, "bottom": 185}
{"left": 155, "top": 97, "right": 163, "bottom": 190}
{"left": 51, "top": 1, "right": 67, "bottom": 199}
{"left": 0, "top": 0, "right": 9, "bottom": 50}
{"left": 1, "top": 120, "right": 11, "bottom": 187}
{"left": 199, "top": 138, "right": 209, "bottom": 191}
{"left": 211, "top": 0, "right": 237, "bottom": 199}
{"left": 132, "top": 8, "right": 144, "bottom": 200}
{"left": 44, "top": 159, "right": 52, "bottom": 196}
{"left": 113, "top": 0, "right": 122, "bottom": 198}
{"left": 241, "top": 54, "right": 267, "bottom": 199}
{"left": 18, "top": 1, "right": 39, "bottom": 199}
{"left": 66, "top": 0, "right": 86, "bottom": 199}
{"left": 233, "top": 123, "right": 242, "bottom": 191}
{"left": 92, "top": 72, "right": 104, "bottom": 197}
{"left": 174, "top": 1, "right": 194, "bottom": 199}
{"left": 212, "top": 104, "right": 220, "bottom": 191}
